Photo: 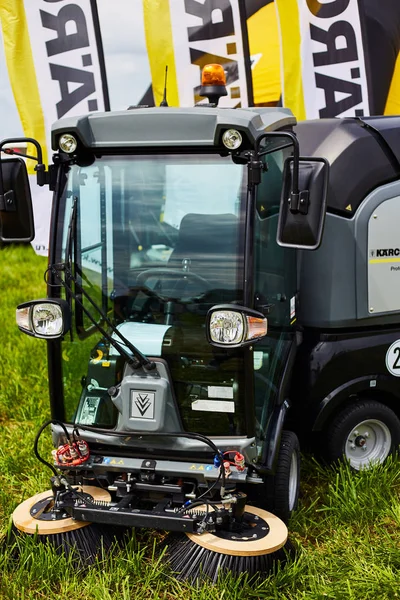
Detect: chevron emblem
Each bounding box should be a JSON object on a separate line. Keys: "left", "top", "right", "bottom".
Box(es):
{"left": 131, "top": 391, "right": 155, "bottom": 419}
{"left": 135, "top": 393, "right": 151, "bottom": 416}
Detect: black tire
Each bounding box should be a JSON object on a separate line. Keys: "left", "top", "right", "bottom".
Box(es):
{"left": 249, "top": 430, "right": 300, "bottom": 524}
{"left": 325, "top": 400, "right": 400, "bottom": 470}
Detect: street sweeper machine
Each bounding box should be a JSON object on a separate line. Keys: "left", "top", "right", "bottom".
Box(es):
{"left": 3, "top": 64, "right": 400, "bottom": 581}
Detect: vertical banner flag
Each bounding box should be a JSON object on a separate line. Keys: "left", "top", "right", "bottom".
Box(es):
{"left": 0, "top": 0, "right": 108, "bottom": 254}
{"left": 245, "top": 0, "right": 281, "bottom": 107}
{"left": 276, "top": 0, "right": 370, "bottom": 120}
{"left": 143, "top": 0, "right": 249, "bottom": 108}
{"left": 360, "top": 0, "right": 400, "bottom": 115}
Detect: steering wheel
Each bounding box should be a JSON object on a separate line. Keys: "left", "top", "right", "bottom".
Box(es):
{"left": 136, "top": 268, "right": 212, "bottom": 303}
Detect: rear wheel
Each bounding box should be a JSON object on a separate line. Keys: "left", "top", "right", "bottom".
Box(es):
{"left": 250, "top": 430, "right": 300, "bottom": 524}
{"left": 325, "top": 400, "right": 400, "bottom": 470}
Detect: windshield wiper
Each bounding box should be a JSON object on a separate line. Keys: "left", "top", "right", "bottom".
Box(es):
{"left": 63, "top": 195, "right": 77, "bottom": 316}
{"left": 49, "top": 262, "right": 156, "bottom": 370}
{"left": 64, "top": 196, "right": 77, "bottom": 268}
{"left": 57, "top": 194, "right": 156, "bottom": 370}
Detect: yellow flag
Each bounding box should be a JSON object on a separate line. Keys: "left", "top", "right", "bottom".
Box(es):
{"left": 0, "top": 0, "right": 47, "bottom": 169}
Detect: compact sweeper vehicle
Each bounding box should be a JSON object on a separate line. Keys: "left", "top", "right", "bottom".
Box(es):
{"left": 2, "top": 63, "right": 400, "bottom": 581}
{"left": 2, "top": 65, "right": 321, "bottom": 581}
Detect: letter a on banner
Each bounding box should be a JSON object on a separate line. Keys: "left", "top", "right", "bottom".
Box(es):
{"left": 276, "top": 0, "right": 370, "bottom": 119}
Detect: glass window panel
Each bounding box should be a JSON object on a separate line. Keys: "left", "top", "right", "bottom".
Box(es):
{"left": 56, "top": 153, "right": 248, "bottom": 435}
{"left": 253, "top": 148, "right": 297, "bottom": 450}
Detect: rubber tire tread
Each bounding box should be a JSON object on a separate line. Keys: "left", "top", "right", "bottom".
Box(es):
{"left": 325, "top": 400, "right": 400, "bottom": 468}
{"left": 251, "top": 430, "right": 300, "bottom": 524}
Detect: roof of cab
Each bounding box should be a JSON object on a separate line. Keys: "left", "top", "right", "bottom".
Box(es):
{"left": 51, "top": 106, "right": 295, "bottom": 151}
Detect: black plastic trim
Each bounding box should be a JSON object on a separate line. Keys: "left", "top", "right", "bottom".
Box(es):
{"left": 260, "top": 400, "right": 290, "bottom": 473}
{"left": 68, "top": 504, "right": 196, "bottom": 532}
{"left": 357, "top": 118, "right": 400, "bottom": 174}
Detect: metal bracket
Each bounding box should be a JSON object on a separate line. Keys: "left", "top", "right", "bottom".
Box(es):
{"left": 141, "top": 459, "right": 157, "bottom": 471}
{"left": 141, "top": 458, "right": 157, "bottom": 482}
{"left": 289, "top": 190, "right": 309, "bottom": 215}
{"left": 0, "top": 190, "right": 16, "bottom": 212}
{"left": 248, "top": 159, "right": 262, "bottom": 186}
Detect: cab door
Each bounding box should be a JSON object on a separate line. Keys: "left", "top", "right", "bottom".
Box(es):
{"left": 252, "top": 148, "right": 297, "bottom": 447}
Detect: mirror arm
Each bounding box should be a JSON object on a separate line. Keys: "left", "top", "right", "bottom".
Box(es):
{"left": 2, "top": 148, "right": 39, "bottom": 162}
{"left": 0, "top": 137, "right": 48, "bottom": 187}
{"left": 0, "top": 137, "right": 43, "bottom": 163}
{"left": 257, "top": 141, "right": 294, "bottom": 157}
{"left": 255, "top": 130, "right": 301, "bottom": 211}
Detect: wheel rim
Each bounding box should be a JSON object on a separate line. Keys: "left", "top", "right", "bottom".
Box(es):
{"left": 345, "top": 419, "right": 392, "bottom": 470}
{"left": 288, "top": 452, "right": 298, "bottom": 511}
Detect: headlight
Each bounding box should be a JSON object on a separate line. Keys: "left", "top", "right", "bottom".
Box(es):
{"left": 16, "top": 299, "right": 71, "bottom": 339}
{"left": 209, "top": 310, "right": 244, "bottom": 344}
{"left": 59, "top": 133, "right": 77, "bottom": 153}
{"left": 32, "top": 304, "right": 63, "bottom": 336}
{"left": 207, "top": 305, "right": 268, "bottom": 348}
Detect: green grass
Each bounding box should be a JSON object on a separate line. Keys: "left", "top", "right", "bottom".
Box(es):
{"left": 1, "top": 244, "right": 400, "bottom": 599}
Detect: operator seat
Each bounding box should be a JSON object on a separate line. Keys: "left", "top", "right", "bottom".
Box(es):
{"left": 167, "top": 213, "right": 240, "bottom": 297}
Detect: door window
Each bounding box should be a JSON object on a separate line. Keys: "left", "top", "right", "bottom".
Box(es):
{"left": 253, "top": 149, "right": 297, "bottom": 444}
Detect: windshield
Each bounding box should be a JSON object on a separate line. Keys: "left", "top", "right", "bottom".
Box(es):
{"left": 62, "top": 154, "right": 245, "bottom": 312}
{"left": 57, "top": 153, "right": 248, "bottom": 435}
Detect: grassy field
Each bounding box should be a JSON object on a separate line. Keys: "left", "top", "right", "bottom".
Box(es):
{"left": 1, "top": 244, "right": 400, "bottom": 599}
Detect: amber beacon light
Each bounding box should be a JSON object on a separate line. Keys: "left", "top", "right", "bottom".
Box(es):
{"left": 200, "top": 63, "right": 228, "bottom": 105}
{"left": 201, "top": 64, "right": 226, "bottom": 87}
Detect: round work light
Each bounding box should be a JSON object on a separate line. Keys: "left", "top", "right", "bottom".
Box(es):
{"left": 222, "top": 129, "right": 242, "bottom": 150}
{"left": 59, "top": 134, "right": 78, "bottom": 153}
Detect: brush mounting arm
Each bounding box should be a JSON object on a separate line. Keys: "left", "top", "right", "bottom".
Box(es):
{"left": 56, "top": 483, "right": 249, "bottom": 535}
{"left": 64, "top": 502, "right": 199, "bottom": 533}
{"left": 60, "top": 492, "right": 269, "bottom": 539}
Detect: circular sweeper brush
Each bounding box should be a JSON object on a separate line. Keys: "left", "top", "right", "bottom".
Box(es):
{"left": 11, "top": 485, "right": 124, "bottom": 566}
{"left": 164, "top": 505, "right": 294, "bottom": 584}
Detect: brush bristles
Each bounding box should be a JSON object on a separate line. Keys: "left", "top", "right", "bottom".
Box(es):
{"left": 164, "top": 533, "right": 295, "bottom": 584}
{"left": 9, "top": 523, "right": 128, "bottom": 567}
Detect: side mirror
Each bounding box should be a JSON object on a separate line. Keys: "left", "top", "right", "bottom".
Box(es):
{"left": 277, "top": 157, "right": 329, "bottom": 250}
{"left": 0, "top": 157, "right": 34, "bottom": 242}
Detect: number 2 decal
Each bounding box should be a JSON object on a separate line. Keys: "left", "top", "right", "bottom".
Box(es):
{"left": 393, "top": 348, "right": 400, "bottom": 370}
{"left": 386, "top": 340, "right": 400, "bottom": 377}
